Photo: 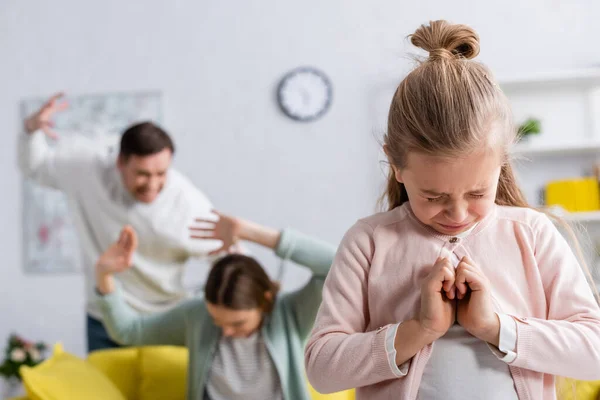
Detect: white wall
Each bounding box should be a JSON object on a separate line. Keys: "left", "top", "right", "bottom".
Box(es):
{"left": 1, "top": 0, "right": 599, "bottom": 358}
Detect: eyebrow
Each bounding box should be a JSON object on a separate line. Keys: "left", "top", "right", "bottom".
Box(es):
{"left": 420, "top": 187, "right": 489, "bottom": 196}
{"left": 421, "top": 189, "right": 445, "bottom": 196}
{"left": 136, "top": 169, "right": 167, "bottom": 175}
{"left": 215, "top": 319, "right": 246, "bottom": 325}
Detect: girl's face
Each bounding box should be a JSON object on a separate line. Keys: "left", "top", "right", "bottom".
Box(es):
{"left": 395, "top": 150, "right": 502, "bottom": 236}
{"left": 206, "top": 302, "right": 264, "bottom": 338}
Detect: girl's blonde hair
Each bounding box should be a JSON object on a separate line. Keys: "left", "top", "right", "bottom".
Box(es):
{"left": 381, "top": 20, "right": 528, "bottom": 210}
{"left": 383, "top": 21, "right": 597, "bottom": 397}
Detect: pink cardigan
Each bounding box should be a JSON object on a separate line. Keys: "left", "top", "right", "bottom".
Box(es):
{"left": 305, "top": 204, "right": 600, "bottom": 400}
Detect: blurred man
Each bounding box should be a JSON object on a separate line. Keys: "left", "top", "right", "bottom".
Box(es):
{"left": 18, "top": 93, "right": 219, "bottom": 352}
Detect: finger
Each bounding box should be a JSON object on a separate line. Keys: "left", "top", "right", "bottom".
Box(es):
{"left": 117, "top": 229, "right": 127, "bottom": 246}
{"left": 433, "top": 257, "right": 451, "bottom": 270}
{"left": 442, "top": 266, "right": 456, "bottom": 299}
{"left": 455, "top": 265, "right": 469, "bottom": 298}
{"left": 41, "top": 93, "right": 65, "bottom": 113}
{"left": 129, "top": 232, "right": 138, "bottom": 255}
{"left": 456, "top": 260, "right": 468, "bottom": 273}
{"left": 193, "top": 218, "right": 216, "bottom": 225}
{"left": 429, "top": 261, "right": 455, "bottom": 293}
{"left": 462, "top": 256, "right": 484, "bottom": 275}
{"left": 128, "top": 226, "right": 138, "bottom": 251}
{"left": 53, "top": 100, "right": 69, "bottom": 112}
{"left": 40, "top": 93, "right": 64, "bottom": 110}
{"left": 40, "top": 102, "right": 68, "bottom": 121}
{"left": 118, "top": 232, "right": 131, "bottom": 252}
{"left": 40, "top": 124, "right": 59, "bottom": 140}
{"left": 456, "top": 268, "right": 485, "bottom": 295}
{"left": 123, "top": 231, "right": 132, "bottom": 250}
{"left": 432, "top": 257, "right": 452, "bottom": 279}
{"left": 208, "top": 246, "right": 226, "bottom": 256}
{"left": 188, "top": 227, "right": 215, "bottom": 232}
{"left": 458, "top": 257, "right": 471, "bottom": 269}
{"left": 456, "top": 268, "right": 476, "bottom": 289}
{"left": 190, "top": 235, "right": 217, "bottom": 240}
{"left": 465, "top": 269, "right": 486, "bottom": 291}
{"left": 210, "top": 209, "right": 221, "bottom": 217}
{"left": 48, "top": 92, "right": 65, "bottom": 103}
{"left": 434, "top": 256, "right": 448, "bottom": 270}
{"left": 448, "top": 285, "right": 456, "bottom": 299}
{"left": 121, "top": 225, "right": 137, "bottom": 251}
{"left": 460, "top": 256, "right": 481, "bottom": 270}
{"left": 457, "top": 260, "right": 484, "bottom": 282}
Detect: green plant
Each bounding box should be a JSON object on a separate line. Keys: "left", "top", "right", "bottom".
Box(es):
{"left": 518, "top": 117, "right": 542, "bottom": 137}
{"left": 0, "top": 334, "right": 47, "bottom": 380}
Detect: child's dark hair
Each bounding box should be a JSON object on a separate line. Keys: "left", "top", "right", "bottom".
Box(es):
{"left": 205, "top": 254, "right": 280, "bottom": 313}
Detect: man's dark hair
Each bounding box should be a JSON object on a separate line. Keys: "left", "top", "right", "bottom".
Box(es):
{"left": 119, "top": 121, "right": 175, "bottom": 159}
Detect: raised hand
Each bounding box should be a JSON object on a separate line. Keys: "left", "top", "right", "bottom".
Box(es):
{"left": 189, "top": 210, "right": 241, "bottom": 255}
{"left": 24, "top": 92, "right": 69, "bottom": 139}
{"left": 455, "top": 256, "right": 500, "bottom": 345}
{"left": 96, "top": 225, "right": 138, "bottom": 277}
{"left": 419, "top": 257, "right": 457, "bottom": 339}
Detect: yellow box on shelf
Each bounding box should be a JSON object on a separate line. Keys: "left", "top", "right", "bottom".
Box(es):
{"left": 545, "top": 177, "right": 600, "bottom": 212}
{"left": 546, "top": 180, "right": 575, "bottom": 212}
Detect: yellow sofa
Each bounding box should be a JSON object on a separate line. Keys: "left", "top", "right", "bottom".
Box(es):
{"left": 12, "top": 344, "right": 354, "bottom": 400}
{"left": 14, "top": 344, "right": 600, "bottom": 400}
{"left": 556, "top": 377, "right": 600, "bottom": 400}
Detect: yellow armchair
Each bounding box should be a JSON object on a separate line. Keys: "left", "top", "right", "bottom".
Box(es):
{"left": 13, "top": 344, "right": 354, "bottom": 400}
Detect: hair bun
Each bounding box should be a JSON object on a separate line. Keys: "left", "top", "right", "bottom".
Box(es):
{"left": 410, "top": 20, "right": 480, "bottom": 61}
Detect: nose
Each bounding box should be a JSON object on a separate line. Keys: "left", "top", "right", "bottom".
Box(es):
{"left": 147, "top": 176, "right": 162, "bottom": 191}
{"left": 445, "top": 200, "right": 469, "bottom": 224}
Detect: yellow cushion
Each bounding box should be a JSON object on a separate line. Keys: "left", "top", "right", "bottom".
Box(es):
{"left": 138, "top": 346, "right": 188, "bottom": 400}
{"left": 556, "top": 377, "right": 600, "bottom": 400}
{"left": 19, "top": 343, "right": 126, "bottom": 400}
{"left": 88, "top": 347, "right": 140, "bottom": 400}
{"left": 308, "top": 382, "right": 355, "bottom": 400}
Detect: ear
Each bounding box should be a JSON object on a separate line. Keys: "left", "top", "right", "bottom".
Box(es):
{"left": 393, "top": 165, "right": 403, "bottom": 183}
{"left": 264, "top": 291, "right": 273, "bottom": 303}
{"left": 116, "top": 154, "right": 126, "bottom": 171}
{"left": 383, "top": 145, "right": 404, "bottom": 184}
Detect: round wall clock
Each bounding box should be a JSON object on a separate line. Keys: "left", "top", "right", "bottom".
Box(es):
{"left": 277, "top": 67, "right": 332, "bottom": 122}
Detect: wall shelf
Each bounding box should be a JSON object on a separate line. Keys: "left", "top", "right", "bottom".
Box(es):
{"left": 512, "top": 141, "right": 600, "bottom": 156}
{"left": 543, "top": 206, "right": 600, "bottom": 223}
{"left": 565, "top": 211, "right": 600, "bottom": 223}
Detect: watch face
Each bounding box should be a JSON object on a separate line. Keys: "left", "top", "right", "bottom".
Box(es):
{"left": 277, "top": 67, "right": 332, "bottom": 122}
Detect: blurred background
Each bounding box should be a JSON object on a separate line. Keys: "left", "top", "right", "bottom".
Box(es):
{"left": 2, "top": 0, "right": 600, "bottom": 361}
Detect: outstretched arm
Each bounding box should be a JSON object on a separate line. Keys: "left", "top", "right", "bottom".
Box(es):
{"left": 96, "top": 226, "right": 189, "bottom": 346}
{"left": 18, "top": 92, "right": 95, "bottom": 191}
{"left": 189, "top": 210, "right": 281, "bottom": 254}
